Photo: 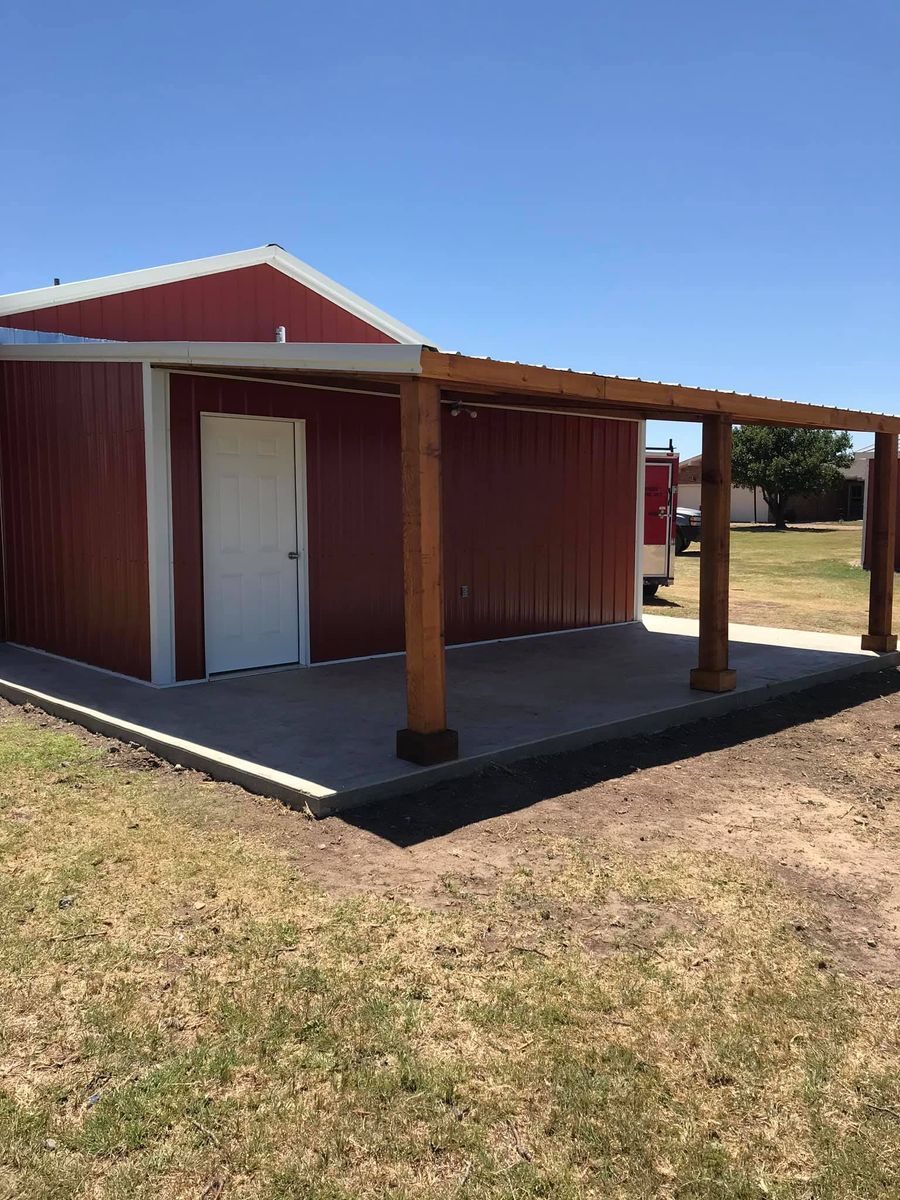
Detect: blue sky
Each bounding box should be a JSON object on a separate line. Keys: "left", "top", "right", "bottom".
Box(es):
{"left": 2, "top": 1, "right": 898, "bottom": 455}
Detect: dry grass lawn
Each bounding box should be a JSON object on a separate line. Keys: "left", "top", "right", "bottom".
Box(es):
{"left": 2, "top": 667, "right": 900, "bottom": 1199}
{"left": 644, "top": 523, "right": 870, "bottom": 635}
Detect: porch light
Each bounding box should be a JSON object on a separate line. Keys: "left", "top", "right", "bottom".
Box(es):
{"left": 449, "top": 401, "right": 478, "bottom": 419}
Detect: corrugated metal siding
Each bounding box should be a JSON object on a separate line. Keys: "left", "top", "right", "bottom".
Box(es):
{"left": 443, "top": 409, "right": 637, "bottom": 643}
{"left": 171, "top": 375, "right": 639, "bottom": 678}
{"left": 0, "top": 361, "right": 150, "bottom": 678}
{"left": 862, "top": 457, "right": 900, "bottom": 571}
{"left": 0, "top": 264, "right": 397, "bottom": 343}
{"left": 170, "top": 373, "right": 404, "bottom": 678}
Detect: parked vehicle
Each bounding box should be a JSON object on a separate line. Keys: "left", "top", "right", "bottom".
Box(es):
{"left": 643, "top": 448, "right": 678, "bottom": 596}
{"left": 675, "top": 507, "right": 701, "bottom": 555}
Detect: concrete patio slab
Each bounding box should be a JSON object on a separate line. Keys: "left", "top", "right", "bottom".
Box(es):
{"left": 0, "top": 616, "right": 896, "bottom": 815}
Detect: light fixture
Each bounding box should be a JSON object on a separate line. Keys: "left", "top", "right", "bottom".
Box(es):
{"left": 449, "top": 401, "right": 478, "bottom": 419}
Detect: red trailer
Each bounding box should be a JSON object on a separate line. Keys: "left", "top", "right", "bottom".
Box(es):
{"left": 643, "top": 448, "right": 679, "bottom": 596}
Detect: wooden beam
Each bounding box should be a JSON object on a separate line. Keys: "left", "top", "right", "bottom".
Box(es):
{"left": 862, "top": 431, "right": 898, "bottom": 653}
{"left": 690, "top": 416, "right": 736, "bottom": 693}
{"left": 396, "top": 378, "right": 458, "bottom": 765}
{"left": 420, "top": 350, "right": 900, "bottom": 435}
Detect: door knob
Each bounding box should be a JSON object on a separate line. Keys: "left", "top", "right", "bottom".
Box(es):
{"left": 288, "top": 551, "right": 300, "bottom": 560}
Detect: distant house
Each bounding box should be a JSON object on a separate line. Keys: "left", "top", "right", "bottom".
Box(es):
{"left": 678, "top": 454, "right": 760, "bottom": 522}
{"left": 678, "top": 448, "right": 870, "bottom": 523}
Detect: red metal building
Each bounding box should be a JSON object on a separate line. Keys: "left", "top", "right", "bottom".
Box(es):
{"left": 0, "top": 246, "right": 642, "bottom": 687}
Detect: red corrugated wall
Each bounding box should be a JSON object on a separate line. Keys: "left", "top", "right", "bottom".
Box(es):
{"left": 170, "top": 373, "right": 405, "bottom": 678}
{"left": 443, "top": 408, "right": 637, "bottom": 643}
{"left": 0, "top": 361, "right": 150, "bottom": 678}
{"left": 0, "top": 264, "right": 396, "bottom": 343}
{"left": 862, "top": 457, "right": 900, "bottom": 571}
{"left": 170, "top": 374, "right": 638, "bottom": 679}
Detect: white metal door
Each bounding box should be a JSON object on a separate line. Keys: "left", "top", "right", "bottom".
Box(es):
{"left": 201, "top": 415, "right": 304, "bottom": 674}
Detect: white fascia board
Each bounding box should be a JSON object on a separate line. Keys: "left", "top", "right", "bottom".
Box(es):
{"left": 0, "top": 247, "right": 270, "bottom": 316}
{"left": 0, "top": 340, "right": 426, "bottom": 375}
{"left": 0, "top": 244, "right": 436, "bottom": 346}
{"left": 267, "top": 247, "right": 433, "bottom": 345}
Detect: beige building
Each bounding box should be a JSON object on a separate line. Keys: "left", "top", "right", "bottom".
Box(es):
{"left": 678, "top": 447, "right": 870, "bottom": 523}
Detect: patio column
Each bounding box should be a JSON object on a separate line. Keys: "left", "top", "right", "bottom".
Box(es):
{"left": 862, "top": 431, "right": 898, "bottom": 652}
{"left": 396, "top": 378, "right": 459, "bottom": 764}
{"left": 690, "top": 415, "right": 737, "bottom": 692}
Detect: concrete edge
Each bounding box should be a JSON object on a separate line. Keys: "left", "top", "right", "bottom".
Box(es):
{"left": 0, "top": 676, "right": 337, "bottom": 813}
{"left": 306, "top": 649, "right": 900, "bottom": 814}
{"left": 1, "top": 648, "right": 897, "bottom": 819}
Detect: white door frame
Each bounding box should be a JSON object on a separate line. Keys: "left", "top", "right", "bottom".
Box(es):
{"left": 200, "top": 412, "right": 311, "bottom": 674}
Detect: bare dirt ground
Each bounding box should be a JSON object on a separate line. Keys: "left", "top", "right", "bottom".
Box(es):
{"left": 16, "top": 664, "right": 900, "bottom": 987}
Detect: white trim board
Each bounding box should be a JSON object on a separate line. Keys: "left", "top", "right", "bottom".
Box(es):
{"left": 142, "top": 366, "right": 176, "bottom": 686}
{"left": 441, "top": 398, "right": 639, "bottom": 425}
{"left": 0, "top": 244, "right": 435, "bottom": 346}
{"left": 634, "top": 421, "right": 647, "bottom": 617}
{"left": 0, "top": 340, "right": 425, "bottom": 374}
{"left": 168, "top": 368, "right": 397, "bottom": 399}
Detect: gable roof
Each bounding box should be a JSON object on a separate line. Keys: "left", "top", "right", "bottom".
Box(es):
{"left": 0, "top": 244, "right": 433, "bottom": 346}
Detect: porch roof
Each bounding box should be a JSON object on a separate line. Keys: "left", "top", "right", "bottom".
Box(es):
{"left": 2, "top": 340, "right": 899, "bottom": 434}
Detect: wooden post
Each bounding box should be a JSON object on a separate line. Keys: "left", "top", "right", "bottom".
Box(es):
{"left": 396, "top": 378, "right": 459, "bottom": 764}
{"left": 862, "top": 431, "right": 898, "bottom": 652}
{"left": 690, "top": 416, "right": 737, "bottom": 692}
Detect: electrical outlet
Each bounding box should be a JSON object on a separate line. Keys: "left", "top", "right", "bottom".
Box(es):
{"left": 460, "top": 584, "right": 470, "bottom": 598}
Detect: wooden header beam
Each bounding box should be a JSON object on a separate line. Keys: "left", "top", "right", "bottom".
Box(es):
{"left": 420, "top": 350, "right": 900, "bottom": 435}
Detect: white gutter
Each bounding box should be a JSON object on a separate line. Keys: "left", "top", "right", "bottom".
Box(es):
{"left": 0, "top": 341, "right": 426, "bottom": 375}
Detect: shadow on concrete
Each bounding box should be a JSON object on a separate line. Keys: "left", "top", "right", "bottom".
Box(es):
{"left": 340, "top": 667, "right": 900, "bottom": 847}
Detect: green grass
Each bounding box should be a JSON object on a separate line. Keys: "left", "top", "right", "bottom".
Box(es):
{"left": 1, "top": 714, "right": 899, "bottom": 1198}
{"left": 645, "top": 523, "right": 871, "bottom": 635}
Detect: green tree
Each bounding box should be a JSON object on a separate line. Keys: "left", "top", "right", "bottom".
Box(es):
{"left": 731, "top": 426, "right": 854, "bottom": 530}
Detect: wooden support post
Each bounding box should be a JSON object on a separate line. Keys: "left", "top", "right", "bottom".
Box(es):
{"left": 690, "top": 416, "right": 737, "bottom": 693}
{"left": 396, "top": 379, "right": 459, "bottom": 765}
{"left": 862, "top": 431, "right": 898, "bottom": 652}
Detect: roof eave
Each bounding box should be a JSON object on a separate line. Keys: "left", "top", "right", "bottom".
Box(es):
{"left": 0, "top": 341, "right": 426, "bottom": 375}
{"left": 0, "top": 245, "right": 435, "bottom": 346}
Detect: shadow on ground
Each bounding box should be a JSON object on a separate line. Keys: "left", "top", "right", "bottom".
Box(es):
{"left": 643, "top": 594, "right": 683, "bottom": 609}
{"left": 341, "top": 667, "right": 900, "bottom": 847}
{"left": 734, "top": 525, "right": 844, "bottom": 535}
